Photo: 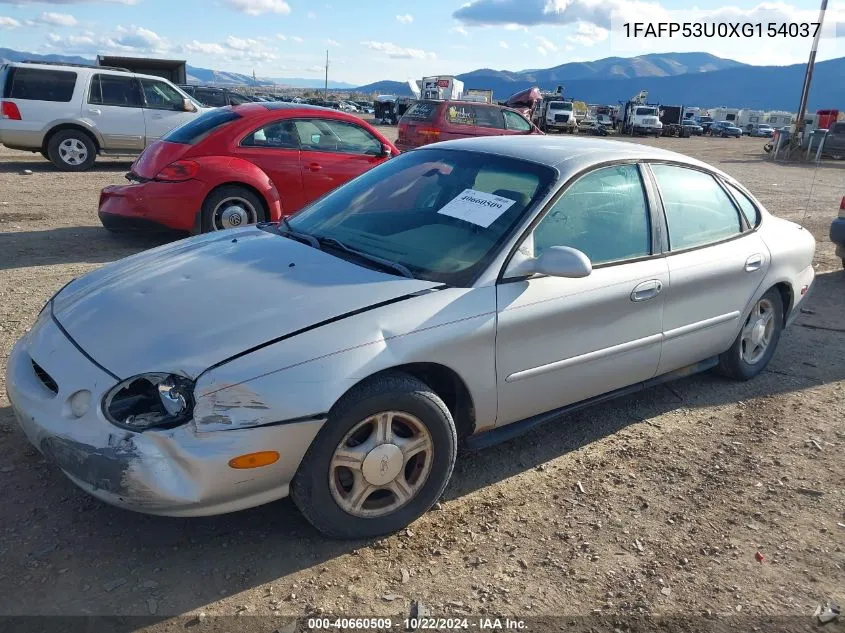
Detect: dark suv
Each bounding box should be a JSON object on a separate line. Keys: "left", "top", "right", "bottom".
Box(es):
{"left": 396, "top": 100, "right": 540, "bottom": 151}
{"left": 178, "top": 85, "right": 254, "bottom": 107}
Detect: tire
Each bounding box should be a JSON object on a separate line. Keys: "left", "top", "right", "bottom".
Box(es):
{"left": 716, "top": 288, "right": 783, "bottom": 381}
{"left": 200, "top": 185, "right": 267, "bottom": 233}
{"left": 291, "top": 372, "right": 458, "bottom": 539}
{"left": 47, "top": 129, "right": 96, "bottom": 172}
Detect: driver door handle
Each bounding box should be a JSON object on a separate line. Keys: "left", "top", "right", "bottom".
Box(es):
{"left": 631, "top": 279, "right": 663, "bottom": 302}
{"left": 87, "top": 108, "right": 101, "bottom": 115}
{"left": 745, "top": 253, "right": 764, "bottom": 272}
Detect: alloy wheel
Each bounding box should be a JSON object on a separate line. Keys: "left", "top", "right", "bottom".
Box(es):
{"left": 740, "top": 298, "right": 775, "bottom": 365}
{"left": 58, "top": 138, "right": 89, "bottom": 167}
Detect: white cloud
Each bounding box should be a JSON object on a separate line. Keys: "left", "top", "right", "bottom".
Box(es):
{"left": 450, "top": 25, "right": 468, "bottom": 36}
{"left": 307, "top": 10, "right": 316, "bottom": 18}
{"left": 291, "top": 35, "right": 303, "bottom": 42}
{"left": 44, "top": 32, "right": 98, "bottom": 53}
{"left": 567, "top": 21, "right": 608, "bottom": 46}
{"left": 535, "top": 35, "right": 558, "bottom": 52}
{"left": 276, "top": 33, "right": 286, "bottom": 40}
{"left": 453, "top": 0, "right": 660, "bottom": 29}
{"left": 44, "top": 23, "right": 168, "bottom": 54}
{"left": 361, "top": 40, "right": 436, "bottom": 59}
{"left": 499, "top": 40, "right": 509, "bottom": 48}
{"left": 183, "top": 40, "right": 227, "bottom": 55}
{"left": 0, "top": 0, "right": 137, "bottom": 4}
{"left": 36, "top": 11, "right": 77, "bottom": 26}
{"left": 536, "top": 46, "right": 547, "bottom": 55}
{"left": 0, "top": 16, "right": 20, "bottom": 27}
{"left": 504, "top": 23, "right": 528, "bottom": 31}
{"left": 326, "top": 38, "right": 340, "bottom": 46}
{"left": 224, "top": 0, "right": 291, "bottom": 16}
{"left": 396, "top": 13, "right": 413, "bottom": 24}
{"left": 107, "top": 24, "right": 168, "bottom": 52}
{"left": 225, "top": 34, "right": 258, "bottom": 50}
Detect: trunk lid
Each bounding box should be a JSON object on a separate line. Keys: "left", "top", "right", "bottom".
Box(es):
{"left": 397, "top": 100, "right": 440, "bottom": 148}
{"left": 131, "top": 140, "right": 191, "bottom": 180}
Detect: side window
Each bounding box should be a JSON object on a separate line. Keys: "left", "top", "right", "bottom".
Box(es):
{"left": 195, "top": 89, "right": 225, "bottom": 107}
{"left": 241, "top": 120, "right": 299, "bottom": 149}
{"left": 7, "top": 68, "right": 76, "bottom": 102}
{"left": 651, "top": 164, "right": 742, "bottom": 250}
{"left": 140, "top": 79, "right": 184, "bottom": 110}
{"left": 532, "top": 164, "right": 651, "bottom": 265}
{"left": 475, "top": 105, "right": 504, "bottom": 129}
{"left": 503, "top": 110, "right": 532, "bottom": 132}
{"left": 294, "top": 119, "right": 381, "bottom": 155}
{"left": 725, "top": 182, "right": 761, "bottom": 227}
{"left": 832, "top": 122, "right": 845, "bottom": 134}
{"left": 445, "top": 104, "right": 476, "bottom": 127}
{"left": 89, "top": 74, "right": 143, "bottom": 107}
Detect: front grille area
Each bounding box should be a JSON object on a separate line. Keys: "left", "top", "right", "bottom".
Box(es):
{"left": 554, "top": 114, "right": 569, "bottom": 123}
{"left": 31, "top": 359, "right": 58, "bottom": 395}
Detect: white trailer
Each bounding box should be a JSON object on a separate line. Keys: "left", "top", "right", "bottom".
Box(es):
{"left": 765, "top": 111, "right": 794, "bottom": 127}
{"left": 737, "top": 109, "right": 765, "bottom": 132}
{"left": 682, "top": 107, "right": 701, "bottom": 121}
{"left": 420, "top": 76, "right": 464, "bottom": 100}
{"left": 709, "top": 106, "right": 740, "bottom": 123}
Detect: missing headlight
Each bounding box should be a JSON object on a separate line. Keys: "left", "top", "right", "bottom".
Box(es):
{"left": 103, "top": 373, "right": 195, "bottom": 431}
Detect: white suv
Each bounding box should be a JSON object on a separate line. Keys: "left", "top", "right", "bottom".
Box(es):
{"left": 0, "top": 61, "right": 206, "bottom": 171}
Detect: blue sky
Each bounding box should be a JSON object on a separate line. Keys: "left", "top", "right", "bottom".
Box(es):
{"left": 1, "top": 0, "right": 843, "bottom": 84}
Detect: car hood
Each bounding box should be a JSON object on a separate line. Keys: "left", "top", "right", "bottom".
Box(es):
{"left": 51, "top": 228, "right": 439, "bottom": 379}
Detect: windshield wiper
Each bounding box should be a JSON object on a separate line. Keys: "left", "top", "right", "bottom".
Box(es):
{"left": 279, "top": 217, "right": 319, "bottom": 248}
{"left": 315, "top": 235, "right": 415, "bottom": 279}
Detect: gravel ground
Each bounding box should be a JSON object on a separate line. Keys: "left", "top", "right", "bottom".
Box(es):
{"left": 0, "top": 129, "right": 843, "bottom": 630}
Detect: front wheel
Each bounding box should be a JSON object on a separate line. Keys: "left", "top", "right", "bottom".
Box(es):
{"left": 292, "top": 373, "right": 457, "bottom": 539}
{"left": 200, "top": 185, "right": 266, "bottom": 233}
{"left": 717, "top": 289, "right": 783, "bottom": 380}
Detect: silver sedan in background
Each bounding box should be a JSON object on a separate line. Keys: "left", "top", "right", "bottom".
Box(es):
{"left": 6, "top": 136, "right": 816, "bottom": 538}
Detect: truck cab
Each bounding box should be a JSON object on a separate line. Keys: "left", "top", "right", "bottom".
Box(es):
{"left": 539, "top": 100, "right": 577, "bottom": 133}
{"left": 625, "top": 104, "right": 663, "bottom": 136}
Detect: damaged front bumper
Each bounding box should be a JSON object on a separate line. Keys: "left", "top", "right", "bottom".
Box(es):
{"left": 6, "top": 313, "right": 325, "bottom": 517}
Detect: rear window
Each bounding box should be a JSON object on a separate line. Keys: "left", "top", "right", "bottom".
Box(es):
{"left": 402, "top": 101, "right": 438, "bottom": 122}
{"left": 163, "top": 108, "right": 242, "bottom": 144}
{"left": 4, "top": 67, "right": 76, "bottom": 102}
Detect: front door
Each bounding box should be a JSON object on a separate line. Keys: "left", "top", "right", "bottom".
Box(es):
{"left": 495, "top": 163, "right": 668, "bottom": 425}
{"left": 139, "top": 78, "right": 196, "bottom": 145}
{"left": 85, "top": 73, "right": 145, "bottom": 151}
{"left": 292, "top": 118, "right": 389, "bottom": 202}
{"left": 647, "top": 163, "right": 769, "bottom": 374}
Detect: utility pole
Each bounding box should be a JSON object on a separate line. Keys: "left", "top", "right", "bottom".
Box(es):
{"left": 324, "top": 49, "right": 329, "bottom": 100}
{"left": 791, "top": 0, "right": 828, "bottom": 152}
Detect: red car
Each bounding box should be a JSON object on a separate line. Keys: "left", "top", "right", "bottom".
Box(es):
{"left": 396, "top": 99, "right": 542, "bottom": 151}
{"left": 98, "top": 103, "right": 399, "bottom": 233}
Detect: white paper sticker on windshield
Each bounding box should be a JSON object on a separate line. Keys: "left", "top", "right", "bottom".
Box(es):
{"left": 437, "top": 189, "right": 516, "bottom": 228}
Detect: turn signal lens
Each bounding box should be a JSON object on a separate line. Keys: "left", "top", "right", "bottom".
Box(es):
{"left": 228, "top": 451, "right": 280, "bottom": 469}
{"left": 155, "top": 160, "right": 200, "bottom": 182}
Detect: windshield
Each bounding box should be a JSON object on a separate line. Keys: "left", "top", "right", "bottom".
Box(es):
{"left": 548, "top": 102, "right": 572, "bottom": 111}
{"left": 636, "top": 107, "right": 658, "bottom": 116}
{"left": 285, "top": 149, "right": 555, "bottom": 285}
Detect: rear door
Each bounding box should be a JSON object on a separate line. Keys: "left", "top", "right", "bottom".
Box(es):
{"left": 472, "top": 104, "right": 506, "bottom": 137}
{"left": 139, "top": 78, "right": 196, "bottom": 145}
{"left": 647, "top": 163, "right": 769, "bottom": 375}
{"left": 86, "top": 73, "right": 146, "bottom": 150}
{"left": 293, "top": 118, "right": 388, "bottom": 202}
{"left": 234, "top": 118, "right": 305, "bottom": 213}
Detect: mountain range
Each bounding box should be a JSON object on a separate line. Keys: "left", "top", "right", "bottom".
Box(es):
{"left": 359, "top": 52, "right": 844, "bottom": 111}
{"left": 2, "top": 48, "right": 842, "bottom": 110}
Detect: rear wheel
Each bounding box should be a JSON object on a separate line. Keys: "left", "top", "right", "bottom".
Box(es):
{"left": 717, "top": 289, "right": 783, "bottom": 380}
{"left": 292, "top": 372, "right": 457, "bottom": 539}
{"left": 200, "top": 185, "right": 266, "bottom": 233}
{"left": 47, "top": 130, "right": 96, "bottom": 172}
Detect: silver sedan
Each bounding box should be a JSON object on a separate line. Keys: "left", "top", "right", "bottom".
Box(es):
{"left": 6, "top": 136, "right": 816, "bottom": 538}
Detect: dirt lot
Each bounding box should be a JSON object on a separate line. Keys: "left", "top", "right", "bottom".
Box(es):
{"left": 0, "top": 129, "right": 843, "bottom": 630}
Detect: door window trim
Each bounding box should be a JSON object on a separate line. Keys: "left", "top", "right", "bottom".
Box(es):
{"left": 87, "top": 73, "right": 143, "bottom": 109}
{"left": 643, "top": 161, "right": 754, "bottom": 256}
{"left": 239, "top": 118, "right": 302, "bottom": 150}
{"left": 289, "top": 117, "right": 382, "bottom": 156}
{"left": 139, "top": 78, "right": 186, "bottom": 111}
{"left": 498, "top": 159, "right": 663, "bottom": 284}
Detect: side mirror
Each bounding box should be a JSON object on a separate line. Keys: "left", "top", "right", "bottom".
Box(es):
{"left": 381, "top": 144, "right": 393, "bottom": 157}
{"left": 183, "top": 98, "right": 197, "bottom": 113}
{"left": 506, "top": 246, "right": 592, "bottom": 279}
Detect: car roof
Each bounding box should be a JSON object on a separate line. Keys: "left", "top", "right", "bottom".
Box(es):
{"left": 225, "top": 102, "right": 368, "bottom": 121}
{"left": 425, "top": 135, "right": 725, "bottom": 181}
